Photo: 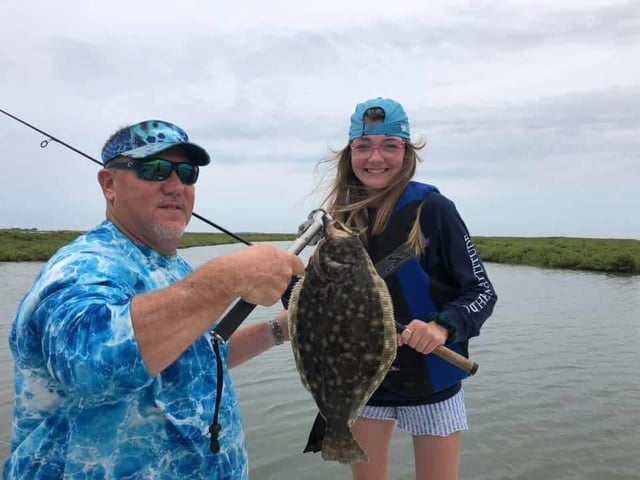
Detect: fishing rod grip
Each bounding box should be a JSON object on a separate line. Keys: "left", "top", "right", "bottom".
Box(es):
{"left": 212, "top": 210, "right": 329, "bottom": 342}
{"left": 395, "top": 322, "right": 478, "bottom": 375}
{"left": 432, "top": 345, "right": 478, "bottom": 376}
{"left": 213, "top": 300, "right": 257, "bottom": 341}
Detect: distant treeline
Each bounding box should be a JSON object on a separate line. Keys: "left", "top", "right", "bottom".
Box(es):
{"left": 1, "top": 229, "right": 639, "bottom": 274}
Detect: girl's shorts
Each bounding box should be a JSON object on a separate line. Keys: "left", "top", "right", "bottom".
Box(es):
{"left": 358, "top": 389, "right": 468, "bottom": 436}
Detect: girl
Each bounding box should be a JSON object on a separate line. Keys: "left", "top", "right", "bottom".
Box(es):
{"left": 320, "top": 97, "right": 497, "bottom": 480}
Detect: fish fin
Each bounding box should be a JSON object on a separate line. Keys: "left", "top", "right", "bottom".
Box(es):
{"left": 320, "top": 420, "right": 368, "bottom": 464}
{"left": 302, "top": 412, "right": 326, "bottom": 454}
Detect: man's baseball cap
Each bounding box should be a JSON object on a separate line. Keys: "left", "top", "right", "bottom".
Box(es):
{"left": 101, "top": 120, "right": 210, "bottom": 166}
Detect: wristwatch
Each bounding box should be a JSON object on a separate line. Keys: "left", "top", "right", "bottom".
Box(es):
{"left": 269, "top": 318, "right": 285, "bottom": 345}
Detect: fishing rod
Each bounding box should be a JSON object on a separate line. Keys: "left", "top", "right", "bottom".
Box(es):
{"left": 2, "top": 108, "right": 476, "bottom": 381}
{"left": 0, "top": 107, "right": 252, "bottom": 246}
{"left": 0, "top": 107, "right": 331, "bottom": 344}
{"left": 1, "top": 108, "right": 330, "bottom": 457}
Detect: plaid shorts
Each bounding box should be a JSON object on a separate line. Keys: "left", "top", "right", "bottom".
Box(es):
{"left": 359, "top": 389, "right": 468, "bottom": 436}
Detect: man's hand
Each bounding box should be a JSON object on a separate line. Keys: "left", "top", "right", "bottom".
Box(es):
{"left": 228, "top": 244, "right": 305, "bottom": 306}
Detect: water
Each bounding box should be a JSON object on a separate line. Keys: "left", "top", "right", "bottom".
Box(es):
{"left": 1, "top": 243, "right": 639, "bottom": 479}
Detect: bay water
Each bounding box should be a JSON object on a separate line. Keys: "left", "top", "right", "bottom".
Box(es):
{"left": 1, "top": 242, "right": 639, "bottom": 479}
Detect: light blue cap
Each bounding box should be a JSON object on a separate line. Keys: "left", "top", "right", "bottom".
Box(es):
{"left": 101, "top": 120, "right": 210, "bottom": 166}
{"left": 348, "top": 97, "right": 411, "bottom": 142}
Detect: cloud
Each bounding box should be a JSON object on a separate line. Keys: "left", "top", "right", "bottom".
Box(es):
{"left": 0, "top": 0, "right": 638, "bottom": 238}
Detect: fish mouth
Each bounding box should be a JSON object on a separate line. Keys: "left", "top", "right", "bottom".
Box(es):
{"left": 310, "top": 249, "right": 343, "bottom": 280}
{"left": 325, "top": 220, "right": 357, "bottom": 238}
{"left": 310, "top": 247, "right": 356, "bottom": 281}
{"left": 309, "top": 220, "right": 360, "bottom": 279}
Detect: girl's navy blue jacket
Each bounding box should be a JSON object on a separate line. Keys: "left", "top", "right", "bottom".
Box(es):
{"left": 366, "top": 181, "right": 497, "bottom": 406}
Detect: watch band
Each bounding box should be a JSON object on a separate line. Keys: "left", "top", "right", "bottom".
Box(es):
{"left": 269, "top": 318, "right": 285, "bottom": 345}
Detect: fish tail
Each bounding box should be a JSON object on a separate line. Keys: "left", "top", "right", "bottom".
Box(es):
{"left": 320, "top": 421, "right": 368, "bottom": 464}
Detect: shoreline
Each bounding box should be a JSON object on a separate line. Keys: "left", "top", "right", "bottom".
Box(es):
{"left": 1, "top": 229, "right": 639, "bottom": 274}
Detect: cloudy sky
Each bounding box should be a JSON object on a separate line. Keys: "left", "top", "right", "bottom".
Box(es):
{"left": 1, "top": 0, "right": 638, "bottom": 239}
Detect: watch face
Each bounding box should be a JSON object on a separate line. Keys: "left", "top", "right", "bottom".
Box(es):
{"left": 270, "top": 318, "right": 285, "bottom": 345}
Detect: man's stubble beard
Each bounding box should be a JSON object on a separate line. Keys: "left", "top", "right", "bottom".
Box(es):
{"left": 152, "top": 221, "right": 187, "bottom": 241}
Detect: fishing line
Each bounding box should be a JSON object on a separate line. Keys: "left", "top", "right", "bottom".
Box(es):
{"left": 0, "top": 107, "right": 252, "bottom": 246}
{"left": 2, "top": 107, "right": 329, "bottom": 455}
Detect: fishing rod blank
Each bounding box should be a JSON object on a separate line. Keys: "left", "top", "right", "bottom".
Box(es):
{"left": 0, "top": 107, "right": 251, "bottom": 245}
{"left": 2, "top": 108, "right": 335, "bottom": 343}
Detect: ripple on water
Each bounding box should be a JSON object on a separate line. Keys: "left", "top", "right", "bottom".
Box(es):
{"left": 1, "top": 258, "right": 639, "bottom": 479}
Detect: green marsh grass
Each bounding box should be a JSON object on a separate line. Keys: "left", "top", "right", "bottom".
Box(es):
{"left": 1, "top": 229, "right": 639, "bottom": 274}
{"left": 474, "top": 236, "right": 639, "bottom": 274}
{"left": 0, "top": 229, "right": 296, "bottom": 262}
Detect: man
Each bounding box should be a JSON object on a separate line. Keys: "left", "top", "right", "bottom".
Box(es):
{"left": 3, "top": 120, "right": 304, "bottom": 479}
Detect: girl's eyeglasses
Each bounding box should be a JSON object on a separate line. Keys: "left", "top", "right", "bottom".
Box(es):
{"left": 350, "top": 140, "right": 405, "bottom": 158}
{"left": 107, "top": 158, "right": 199, "bottom": 185}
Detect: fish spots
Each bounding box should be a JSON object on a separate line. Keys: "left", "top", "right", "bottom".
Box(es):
{"left": 288, "top": 220, "right": 397, "bottom": 463}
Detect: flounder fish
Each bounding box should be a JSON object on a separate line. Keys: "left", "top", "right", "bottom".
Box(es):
{"left": 288, "top": 220, "right": 397, "bottom": 464}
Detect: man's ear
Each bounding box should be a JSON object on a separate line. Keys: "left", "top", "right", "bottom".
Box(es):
{"left": 97, "top": 168, "right": 116, "bottom": 204}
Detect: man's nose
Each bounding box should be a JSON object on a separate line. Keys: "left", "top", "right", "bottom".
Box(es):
{"left": 162, "top": 170, "right": 186, "bottom": 192}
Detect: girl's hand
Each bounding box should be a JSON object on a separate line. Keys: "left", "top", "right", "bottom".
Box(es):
{"left": 397, "top": 319, "right": 448, "bottom": 354}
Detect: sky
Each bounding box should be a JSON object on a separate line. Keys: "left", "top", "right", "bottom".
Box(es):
{"left": 0, "top": 0, "right": 638, "bottom": 239}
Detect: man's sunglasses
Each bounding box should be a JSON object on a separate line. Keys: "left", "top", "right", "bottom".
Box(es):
{"left": 107, "top": 158, "right": 199, "bottom": 185}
